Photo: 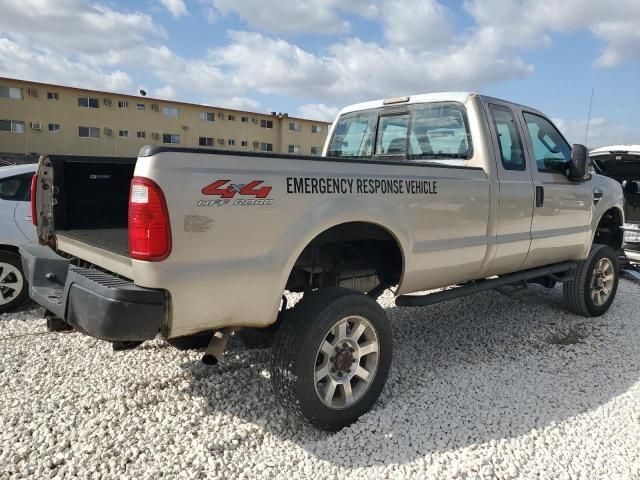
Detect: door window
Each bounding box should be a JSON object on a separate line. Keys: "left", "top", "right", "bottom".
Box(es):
{"left": 523, "top": 112, "right": 571, "bottom": 173}
{"left": 489, "top": 104, "right": 526, "bottom": 171}
{"left": 376, "top": 113, "right": 409, "bottom": 155}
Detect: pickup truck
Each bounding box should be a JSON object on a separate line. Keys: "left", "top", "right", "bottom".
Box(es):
{"left": 21, "top": 92, "right": 625, "bottom": 431}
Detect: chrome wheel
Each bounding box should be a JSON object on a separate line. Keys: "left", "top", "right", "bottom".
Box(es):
{"left": 590, "top": 257, "right": 615, "bottom": 306}
{"left": 0, "top": 262, "right": 24, "bottom": 306}
{"left": 314, "top": 315, "right": 379, "bottom": 410}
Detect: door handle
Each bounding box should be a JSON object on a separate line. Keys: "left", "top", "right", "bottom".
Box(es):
{"left": 535, "top": 185, "right": 544, "bottom": 207}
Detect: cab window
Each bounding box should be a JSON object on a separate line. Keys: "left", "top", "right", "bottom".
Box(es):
{"left": 408, "top": 103, "right": 471, "bottom": 160}
{"left": 523, "top": 112, "right": 571, "bottom": 173}
{"left": 375, "top": 113, "right": 409, "bottom": 156}
{"left": 327, "top": 111, "right": 375, "bottom": 158}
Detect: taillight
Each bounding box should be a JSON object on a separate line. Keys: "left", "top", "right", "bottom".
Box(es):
{"left": 30, "top": 174, "right": 38, "bottom": 226}
{"left": 128, "top": 177, "right": 171, "bottom": 261}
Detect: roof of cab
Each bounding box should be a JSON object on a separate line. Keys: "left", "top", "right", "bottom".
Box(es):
{"left": 338, "top": 92, "right": 477, "bottom": 116}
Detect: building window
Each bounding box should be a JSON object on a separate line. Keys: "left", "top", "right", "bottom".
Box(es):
{"left": 218, "top": 112, "right": 225, "bottom": 119}
{"left": 228, "top": 139, "right": 235, "bottom": 146}
{"left": 311, "top": 125, "right": 322, "bottom": 134}
{"left": 118, "top": 100, "right": 128, "bottom": 109}
{"left": 228, "top": 115, "right": 236, "bottom": 121}
{"left": 78, "top": 97, "right": 99, "bottom": 108}
{"left": 311, "top": 147, "right": 322, "bottom": 155}
{"left": 162, "top": 107, "right": 180, "bottom": 118}
{"left": 119, "top": 130, "right": 129, "bottom": 138}
{"left": 0, "top": 86, "right": 23, "bottom": 99}
{"left": 137, "top": 103, "right": 145, "bottom": 111}
{"left": 260, "top": 142, "right": 273, "bottom": 152}
{"left": 289, "top": 122, "right": 300, "bottom": 132}
{"left": 137, "top": 131, "right": 146, "bottom": 139}
{"left": 241, "top": 116, "right": 249, "bottom": 123}
{"left": 0, "top": 120, "right": 25, "bottom": 133}
{"left": 260, "top": 119, "right": 273, "bottom": 129}
{"left": 288, "top": 144, "right": 300, "bottom": 154}
{"left": 199, "top": 111, "right": 214, "bottom": 122}
{"left": 47, "top": 92, "right": 59, "bottom": 101}
{"left": 78, "top": 126, "right": 100, "bottom": 138}
{"left": 199, "top": 137, "right": 214, "bottom": 147}
{"left": 241, "top": 140, "right": 248, "bottom": 147}
{"left": 162, "top": 133, "right": 180, "bottom": 144}
{"left": 48, "top": 123, "right": 61, "bottom": 133}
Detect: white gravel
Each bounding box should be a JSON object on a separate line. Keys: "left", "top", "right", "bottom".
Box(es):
{"left": 1, "top": 280, "right": 640, "bottom": 479}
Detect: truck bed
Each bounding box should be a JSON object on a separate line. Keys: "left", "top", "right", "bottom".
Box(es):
{"left": 61, "top": 229, "right": 129, "bottom": 257}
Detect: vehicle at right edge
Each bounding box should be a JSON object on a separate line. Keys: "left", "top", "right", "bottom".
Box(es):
{"left": 22, "top": 93, "right": 626, "bottom": 431}
{"left": 590, "top": 145, "right": 640, "bottom": 263}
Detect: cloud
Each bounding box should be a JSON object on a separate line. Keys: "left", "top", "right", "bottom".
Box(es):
{"left": 381, "top": 0, "right": 454, "bottom": 49}
{"left": 297, "top": 103, "right": 340, "bottom": 122}
{"left": 159, "top": 0, "right": 189, "bottom": 18}
{"left": 553, "top": 117, "right": 640, "bottom": 150}
{"left": 464, "top": 0, "right": 640, "bottom": 68}
{"left": 152, "top": 85, "right": 178, "bottom": 99}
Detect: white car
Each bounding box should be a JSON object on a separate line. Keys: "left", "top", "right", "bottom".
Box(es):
{"left": 0, "top": 163, "right": 37, "bottom": 312}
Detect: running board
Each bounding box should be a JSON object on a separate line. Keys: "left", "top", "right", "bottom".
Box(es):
{"left": 395, "top": 262, "right": 577, "bottom": 308}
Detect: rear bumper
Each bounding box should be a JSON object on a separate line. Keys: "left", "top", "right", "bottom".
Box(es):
{"left": 20, "top": 244, "right": 166, "bottom": 341}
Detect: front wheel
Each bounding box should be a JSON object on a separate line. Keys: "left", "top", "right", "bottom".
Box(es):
{"left": 563, "top": 244, "right": 619, "bottom": 317}
{"left": 0, "top": 251, "right": 29, "bottom": 313}
{"left": 271, "top": 288, "right": 392, "bottom": 431}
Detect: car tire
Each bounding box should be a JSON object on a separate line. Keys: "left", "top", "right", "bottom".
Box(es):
{"left": 563, "top": 244, "right": 619, "bottom": 317}
{"left": 0, "top": 250, "right": 29, "bottom": 313}
{"left": 271, "top": 287, "right": 392, "bottom": 431}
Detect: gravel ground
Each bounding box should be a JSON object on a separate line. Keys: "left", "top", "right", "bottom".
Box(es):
{"left": 1, "top": 280, "right": 639, "bottom": 479}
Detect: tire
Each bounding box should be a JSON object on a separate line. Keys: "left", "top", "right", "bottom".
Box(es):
{"left": 0, "top": 251, "right": 29, "bottom": 313}
{"left": 167, "top": 330, "right": 214, "bottom": 350}
{"left": 563, "top": 244, "right": 619, "bottom": 317}
{"left": 271, "top": 288, "right": 392, "bottom": 431}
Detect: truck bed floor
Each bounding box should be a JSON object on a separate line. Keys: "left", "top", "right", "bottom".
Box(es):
{"left": 61, "top": 229, "right": 129, "bottom": 257}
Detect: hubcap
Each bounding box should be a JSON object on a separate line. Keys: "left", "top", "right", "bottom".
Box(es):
{"left": 314, "top": 315, "right": 379, "bottom": 410}
{"left": 0, "top": 262, "right": 24, "bottom": 306}
{"left": 590, "top": 257, "right": 615, "bottom": 306}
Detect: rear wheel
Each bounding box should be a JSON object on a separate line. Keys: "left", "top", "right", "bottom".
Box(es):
{"left": 563, "top": 245, "right": 619, "bottom": 317}
{"left": 0, "top": 251, "right": 29, "bottom": 313}
{"left": 271, "top": 288, "right": 392, "bottom": 431}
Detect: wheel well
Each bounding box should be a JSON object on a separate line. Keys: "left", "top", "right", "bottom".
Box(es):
{"left": 0, "top": 244, "right": 20, "bottom": 255}
{"left": 594, "top": 208, "right": 624, "bottom": 250}
{"left": 285, "top": 222, "right": 404, "bottom": 293}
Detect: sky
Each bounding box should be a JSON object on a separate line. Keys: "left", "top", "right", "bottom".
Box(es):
{"left": 0, "top": 0, "right": 639, "bottom": 148}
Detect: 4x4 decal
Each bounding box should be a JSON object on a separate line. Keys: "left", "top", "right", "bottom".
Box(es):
{"left": 202, "top": 180, "right": 272, "bottom": 198}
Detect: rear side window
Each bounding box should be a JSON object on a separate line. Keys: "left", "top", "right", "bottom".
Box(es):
{"left": 523, "top": 112, "right": 571, "bottom": 173}
{"left": 489, "top": 104, "right": 526, "bottom": 171}
{"left": 327, "top": 111, "right": 376, "bottom": 158}
{"left": 408, "top": 103, "right": 471, "bottom": 159}
{"left": 0, "top": 173, "right": 32, "bottom": 201}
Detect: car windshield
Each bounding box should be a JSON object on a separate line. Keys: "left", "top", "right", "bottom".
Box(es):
{"left": 327, "top": 102, "right": 472, "bottom": 161}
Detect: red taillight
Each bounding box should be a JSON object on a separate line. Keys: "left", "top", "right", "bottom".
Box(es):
{"left": 128, "top": 177, "right": 171, "bottom": 261}
{"left": 30, "top": 174, "right": 38, "bottom": 226}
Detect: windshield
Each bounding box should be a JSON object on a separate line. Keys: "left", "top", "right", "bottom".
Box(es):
{"left": 327, "top": 102, "right": 472, "bottom": 161}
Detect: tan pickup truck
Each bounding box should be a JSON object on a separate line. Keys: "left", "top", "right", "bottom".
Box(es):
{"left": 22, "top": 92, "right": 625, "bottom": 430}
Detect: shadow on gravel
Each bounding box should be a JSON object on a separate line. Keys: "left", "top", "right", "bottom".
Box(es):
{"left": 181, "top": 280, "right": 640, "bottom": 468}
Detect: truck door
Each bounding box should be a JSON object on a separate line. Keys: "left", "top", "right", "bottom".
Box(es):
{"left": 484, "top": 102, "right": 535, "bottom": 274}
{"left": 519, "top": 111, "right": 592, "bottom": 268}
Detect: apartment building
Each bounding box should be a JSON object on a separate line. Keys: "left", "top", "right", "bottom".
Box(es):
{"left": 0, "top": 77, "right": 331, "bottom": 159}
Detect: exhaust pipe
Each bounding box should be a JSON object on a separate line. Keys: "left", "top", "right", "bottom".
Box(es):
{"left": 202, "top": 328, "right": 232, "bottom": 365}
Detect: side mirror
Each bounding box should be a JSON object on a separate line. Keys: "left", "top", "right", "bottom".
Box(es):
{"left": 568, "top": 144, "right": 589, "bottom": 181}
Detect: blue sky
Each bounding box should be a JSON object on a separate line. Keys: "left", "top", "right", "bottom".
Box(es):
{"left": 0, "top": 0, "right": 639, "bottom": 147}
